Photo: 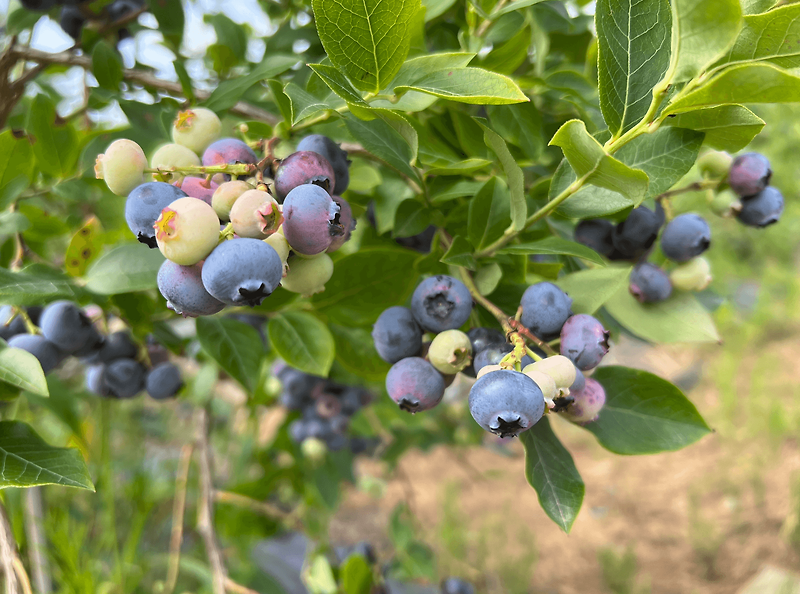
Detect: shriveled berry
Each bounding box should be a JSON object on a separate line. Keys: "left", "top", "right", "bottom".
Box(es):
{"left": 282, "top": 184, "right": 344, "bottom": 255}
{"left": 8, "top": 334, "right": 63, "bottom": 373}
{"left": 468, "top": 369, "right": 544, "bottom": 438}
{"left": 175, "top": 177, "right": 218, "bottom": 206}
{"left": 372, "top": 306, "right": 423, "bottom": 364}
{"left": 105, "top": 358, "right": 145, "bottom": 398}
{"left": 273, "top": 151, "right": 336, "bottom": 202}
{"left": 150, "top": 143, "right": 201, "bottom": 183}
{"left": 611, "top": 206, "right": 661, "bottom": 259}
{"left": 146, "top": 362, "right": 183, "bottom": 399}
{"left": 428, "top": 329, "right": 472, "bottom": 375}
{"left": 520, "top": 282, "right": 573, "bottom": 341}
{"left": 560, "top": 315, "right": 610, "bottom": 371}
{"left": 95, "top": 139, "right": 147, "bottom": 196}
{"left": 126, "top": 182, "right": 188, "bottom": 248}
{"left": 154, "top": 197, "right": 220, "bottom": 265}
{"left": 229, "top": 189, "right": 282, "bottom": 239}
{"left": 562, "top": 377, "right": 606, "bottom": 424}
{"left": 386, "top": 357, "right": 445, "bottom": 413}
{"left": 40, "top": 301, "right": 100, "bottom": 354}
{"left": 326, "top": 196, "right": 356, "bottom": 252}
{"left": 172, "top": 108, "right": 222, "bottom": 155}
{"left": 660, "top": 213, "right": 711, "bottom": 263}
{"left": 729, "top": 152, "right": 771, "bottom": 197}
{"left": 670, "top": 257, "right": 712, "bottom": 291}
{"left": 410, "top": 275, "right": 473, "bottom": 333}
{"left": 157, "top": 260, "right": 225, "bottom": 317}
{"left": 736, "top": 186, "right": 784, "bottom": 228}
{"left": 201, "top": 238, "right": 283, "bottom": 306}
{"left": 280, "top": 253, "right": 334, "bottom": 295}
{"left": 629, "top": 262, "right": 672, "bottom": 303}
{"left": 212, "top": 180, "right": 251, "bottom": 221}
{"left": 296, "top": 134, "right": 350, "bottom": 195}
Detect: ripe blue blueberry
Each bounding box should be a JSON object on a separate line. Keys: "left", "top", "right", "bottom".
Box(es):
{"left": 327, "top": 196, "right": 356, "bottom": 253}
{"left": 0, "top": 306, "right": 26, "bottom": 341}
{"left": 82, "top": 330, "right": 138, "bottom": 364}
{"left": 575, "top": 219, "right": 617, "bottom": 258}
{"left": 85, "top": 364, "right": 110, "bottom": 396}
{"left": 441, "top": 578, "right": 475, "bottom": 594}
{"left": 105, "top": 358, "right": 146, "bottom": 398}
{"left": 570, "top": 366, "right": 586, "bottom": 393}
{"left": 40, "top": 301, "right": 101, "bottom": 354}
{"left": 728, "top": 152, "right": 771, "bottom": 197}
{"left": 736, "top": 186, "right": 784, "bottom": 228}
{"left": 611, "top": 206, "right": 662, "bottom": 259}
{"left": 660, "top": 213, "right": 711, "bottom": 263}
{"left": 201, "top": 238, "right": 283, "bottom": 306}
{"left": 385, "top": 357, "right": 445, "bottom": 413}
{"left": 59, "top": 5, "right": 85, "bottom": 39}
{"left": 468, "top": 369, "right": 544, "bottom": 438}
{"left": 520, "top": 282, "right": 573, "bottom": 340}
{"left": 629, "top": 262, "right": 673, "bottom": 303}
{"left": 560, "top": 314, "right": 610, "bottom": 371}
{"left": 461, "top": 327, "right": 506, "bottom": 377}
{"left": 125, "top": 182, "right": 188, "bottom": 248}
{"left": 473, "top": 342, "right": 534, "bottom": 373}
{"left": 158, "top": 260, "right": 225, "bottom": 317}
{"left": 372, "top": 306, "right": 423, "bottom": 364}
{"left": 410, "top": 275, "right": 473, "bottom": 333}
{"left": 7, "top": 334, "right": 63, "bottom": 373}
{"left": 273, "top": 151, "right": 336, "bottom": 202}
{"left": 296, "top": 135, "right": 351, "bottom": 195}
{"left": 340, "top": 387, "right": 368, "bottom": 415}
{"left": 282, "top": 184, "right": 345, "bottom": 255}
{"left": 146, "top": 362, "right": 183, "bottom": 400}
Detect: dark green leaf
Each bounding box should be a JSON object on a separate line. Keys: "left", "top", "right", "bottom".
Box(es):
{"left": 268, "top": 312, "right": 335, "bottom": 377}
{"left": 173, "top": 60, "right": 196, "bottom": 102}
{"left": 497, "top": 237, "right": 605, "bottom": 265}
{"left": 285, "top": 83, "right": 334, "bottom": 125}
{"left": 0, "top": 266, "right": 84, "bottom": 306}
{"left": 0, "top": 130, "right": 34, "bottom": 202}
{"left": 475, "top": 119, "right": 526, "bottom": 230}
{"left": 664, "top": 105, "right": 764, "bottom": 152}
{"left": 328, "top": 324, "right": 390, "bottom": 382}
{"left": 0, "top": 212, "right": 30, "bottom": 235}
{"left": 202, "top": 55, "right": 298, "bottom": 112}
{"left": 440, "top": 235, "right": 476, "bottom": 270}
{"left": 148, "top": 0, "right": 184, "bottom": 46}
{"left": 308, "top": 64, "right": 367, "bottom": 105}
{"left": 267, "top": 79, "right": 293, "bottom": 123}
{"left": 0, "top": 339, "right": 48, "bottom": 397}
{"left": 584, "top": 366, "right": 712, "bottom": 455}
{"left": 519, "top": 417, "right": 584, "bottom": 533}
{"left": 84, "top": 244, "right": 165, "bottom": 295}
{"left": 345, "top": 115, "right": 418, "bottom": 180}
{"left": 393, "top": 200, "right": 432, "bottom": 238}
{"left": 487, "top": 102, "right": 545, "bottom": 160}
{"left": 206, "top": 14, "right": 247, "bottom": 61}
{"left": 27, "top": 95, "right": 79, "bottom": 179}
{"left": 91, "top": 41, "right": 123, "bottom": 91}
{"left": 468, "top": 177, "right": 511, "bottom": 250}
{"left": 196, "top": 317, "right": 266, "bottom": 392}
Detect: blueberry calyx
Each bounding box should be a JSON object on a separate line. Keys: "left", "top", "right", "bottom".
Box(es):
{"left": 552, "top": 395, "right": 574, "bottom": 412}
{"left": 490, "top": 415, "right": 524, "bottom": 438}
{"left": 398, "top": 397, "right": 421, "bottom": 413}
{"left": 137, "top": 232, "right": 158, "bottom": 248}
{"left": 238, "top": 283, "right": 270, "bottom": 306}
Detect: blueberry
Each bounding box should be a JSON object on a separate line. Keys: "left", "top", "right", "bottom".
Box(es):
{"left": 315, "top": 393, "right": 343, "bottom": 419}
{"left": 274, "top": 151, "right": 336, "bottom": 203}
{"left": 341, "top": 387, "right": 369, "bottom": 415}
{"left": 85, "top": 364, "right": 110, "bottom": 396}
{"left": 468, "top": 369, "right": 544, "bottom": 438}
{"left": 394, "top": 225, "right": 436, "bottom": 253}
{"left": 229, "top": 189, "right": 282, "bottom": 239}
{"left": 670, "top": 257, "right": 712, "bottom": 291}
{"left": 288, "top": 419, "right": 308, "bottom": 443}
{"left": 296, "top": 135, "right": 351, "bottom": 195}
{"left": 202, "top": 138, "right": 258, "bottom": 182}
{"left": 105, "top": 358, "right": 145, "bottom": 398}
{"left": 327, "top": 196, "right": 356, "bottom": 253}
{"left": 386, "top": 357, "right": 445, "bottom": 413}
{"left": 728, "top": 152, "right": 771, "bottom": 197}
{"left": 158, "top": 260, "right": 225, "bottom": 318}
{"left": 441, "top": 577, "right": 475, "bottom": 594}
{"left": 410, "top": 275, "right": 473, "bottom": 333}
{"left": 201, "top": 238, "right": 283, "bottom": 306}
{"left": 473, "top": 342, "right": 533, "bottom": 373}
{"left": 570, "top": 367, "right": 586, "bottom": 393}
{"left": 20, "top": 0, "right": 58, "bottom": 10}
{"left": 428, "top": 330, "right": 472, "bottom": 374}
{"left": 660, "top": 213, "right": 711, "bottom": 263}
{"left": 96, "top": 139, "right": 147, "bottom": 197}
{"left": 171, "top": 107, "right": 222, "bottom": 155}
{"left": 372, "top": 306, "right": 423, "bottom": 364}
{"left": 107, "top": 0, "right": 144, "bottom": 22}
{"left": 83, "top": 330, "right": 139, "bottom": 364}
{"left": 175, "top": 177, "right": 218, "bottom": 206}
{"left": 326, "top": 433, "right": 348, "bottom": 451}
{"left": 280, "top": 253, "right": 334, "bottom": 296}
{"left": 0, "top": 306, "right": 27, "bottom": 341}
{"left": 522, "top": 368, "right": 557, "bottom": 405}
{"left": 611, "top": 206, "right": 662, "bottom": 259}
{"left": 7, "top": 334, "right": 63, "bottom": 373}
{"left": 520, "top": 282, "right": 573, "bottom": 341}
{"left": 278, "top": 367, "right": 323, "bottom": 410}
{"left": 59, "top": 6, "right": 85, "bottom": 40}
{"left": 461, "top": 327, "right": 505, "bottom": 378}
{"left": 560, "top": 314, "right": 610, "bottom": 371}
{"left": 154, "top": 197, "right": 221, "bottom": 266}
{"left": 736, "top": 186, "right": 784, "bottom": 228}
{"left": 629, "top": 262, "right": 672, "bottom": 303}
{"left": 212, "top": 180, "right": 251, "bottom": 222}
{"left": 562, "top": 377, "right": 606, "bottom": 424}
{"left": 40, "top": 301, "right": 101, "bottom": 354}
{"left": 574, "top": 219, "right": 617, "bottom": 258}
{"left": 524, "top": 355, "right": 576, "bottom": 393}
{"left": 125, "top": 182, "right": 188, "bottom": 248}
{"left": 305, "top": 418, "right": 332, "bottom": 440}
{"left": 697, "top": 150, "right": 733, "bottom": 180}
{"left": 282, "top": 184, "right": 344, "bottom": 255}
{"left": 146, "top": 362, "right": 183, "bottom": 399}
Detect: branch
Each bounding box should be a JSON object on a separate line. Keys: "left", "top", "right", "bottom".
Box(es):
{"left": 10, "top": 46, "right": 279, "bottom": 125}
{"left": 195, "top": 409, "right": 226, "bottom": 594}
{"left": 0, "top": 500, "right": 23, "bottom": 594}
{"left": 164, "top": 443, "right": 194, "bottom": 594}
{"left": 213, "top": 491, "right": 292, "bottom": 522}
{"left": 22, "top": 489, "right": 49, "bottom": 594}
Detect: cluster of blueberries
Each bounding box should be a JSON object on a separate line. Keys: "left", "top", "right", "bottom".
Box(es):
{"left": 372, "top": 275, "right": 609, "bottom": 438}
{"left": 276, "top": 364, "right": 377, "bottom": 455}
{"left": 1, "top": 301, "right": 182, "bottom": 400}
{"left": 575, "top": 151, "right": 783, "bottom": 304}
{"left": 21, "top": 0, "right": 145, "bottom": 41}
{"left": 95, "top": 108, "right": 355, "bottom": 317}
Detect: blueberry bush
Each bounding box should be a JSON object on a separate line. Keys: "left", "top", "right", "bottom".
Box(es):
{"left": 0, "top": 0, "right": 798, "bottom": 591}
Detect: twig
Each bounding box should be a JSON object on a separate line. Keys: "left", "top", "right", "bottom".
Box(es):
{"left": 213, "top": 491, "right": 291, "bottom": 522}
{"left": 224, "top": 578, "right": 260, "bottom": 594}
{"left": 655, "top": 179, "right": 718, "bottom": 201}
{"left": 22, "top": 489, "right": 49, "bottom": 594}
{"left": 9, "top": 560, "right": 30, "bottom": 594}
{"left": 195, "top": 409, "right": 226, "bottom": 594}
{"left": 10, "top": 46, "right": 279, "bottom": 125}
{"left": 164, "top": 444, "right": 194, "bottom": 594}
{"left": 0, "top": 501, "right": 20, "bottom": 594}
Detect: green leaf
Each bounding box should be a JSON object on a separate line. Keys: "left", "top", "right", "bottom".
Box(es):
{"left": 429, "top": 179, "right": 483, "bottom": 204}
{"left": 393, "top": 200, "right": 431, "bottom": 238}
{"left": 341, "top": 555, "right": 373, "bottom": 594}
{"left": 664, "top": 105, "right": 765, "bottom": 152}
{"left": 389, "top": 53, "right": 474, "bottom": 88}
{"left": 0, "top": 266, "right": 84, "bottom": 306}
{"left": 468, "top": 177, "right": 511, "bottom": 251}
{"left": 487, "top": 102, "right": 545, "bottom": 160}
{"left": 27, "top": 95, "right": 78, "bottom": 179}
{"left": 84, "top": 244, "right": 165, "bottom": 295}
{"left": 312, "top": 0, "right": 421, "bottom": 93}
{"left": 422, "top": 0, "right": 457, "bottom": 20}
{"left": 440, "top": 235, "right": 476, "bottom": 270}
{"left": 555, "top": 267, "right": 632, "bottom": 314}
{"left": 0, "top": 340, "right": 48, "bottom": 397}
{"left": 267, "top": 79, "right": 292, "bottom": 123}
{"left": 0, "top": 212, "right": 30, "bottom": 235}
{"left": 667, "top": 0, "right": 742, "bottom": 83}
{"left": 328, "top": 324, "right": 390, "bottom": 382}
{"left": 202, "top": 55, "right": 297, "bottom": 112}
{"left": 604, "top": 284, "right": 721, "bottom": 343}
{"left": 149, "top": 0, "right": 184, "bottom": 46}
{"left": 206, "top": 14, "right": 247, "bottom": 61}
{"left": 596, "top": 0, "right": 672, "bottom": 137}
{"left": 196, "top": 317, "right": 266, "bottom": 392}
{"left": 304, "top": 555, "right": 337, "bottom": 594}
{"left": 285, "top": 83, "right": 335, "bottom": 125}
{"left": 0, "top": 421, "right": 94, "bottom": 490}
{"left": 91, "top": 41, "right": 123, "bottom": 91}
{"left": 549, "top": 120, "right": 649, "bottom": 202}
{"left": 497, "top": 237, "right": 606, "bottom": 265}
{"left": 666, "top": 63, "right": 800, "bottom": 115}
{"left": 395, "top": 67, "right": 529, "bottom": 105}
{"left": 268, "top": 312, "right": 335, "bottom": 377}
{"left": 312, "top": 249, "right": 419, "bottom": 326}
{"left": 173, "top": 60, "right": 195, "bottom": 102}
{"left": 308, "top": 64, "right": 368, "bottom": 105}
{"left": 493, "top": 0, "right": 548, "bottom": 17}
{"left": 520, "top": 417, "right": 584, "bottom": 533}
{"left": 0, "top": 130, "right": 34, "bottom": 200}
{"left": 345, "top": 115, "right": 417, "bottom": 180}
{"left": 475, "top": 119, "right": 526, "bottom": 230}
{"left": 583, "top": 366, "right": 712, "bottom": 455}
{"left": 742, "top": 0, "right": 776, "bottom": 14}
{"left": 720, "top": 3, "right": 800, "bottom": 69}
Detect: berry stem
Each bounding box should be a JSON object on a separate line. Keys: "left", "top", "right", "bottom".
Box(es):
{"left": 11, "top": 307, "right": 38, "bottom": 335}
{"left": 525, "top": 346, "right": 543, "bottom": 362}
{"left": 143, "top": 163, "right": 257, "bottom": 177}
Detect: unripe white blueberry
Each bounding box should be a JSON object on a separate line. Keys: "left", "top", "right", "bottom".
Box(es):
{"left": 150, "top": 143, "right": 201, "bottom": 183}
{"left": 428, "top": 329, "right": 472, "bottom": 375}
{"left": 212, "top": 180, "right": 251, "bottom": 221}
{"left": 669, "top": 256, "right": 712, "bottom": 291}
{"left": 526, "top": 355, "right": 576, "bottom": 394}
{"left": 171, "top": 108, "right": 222, "bottom": 154}
{"left": 95, "top": 139, "right": 147, "bottom": 196}
{"left": 230, "top": 189, "right": 283, "bottom": 239}
{"left": 476, "top": 364, "right": 502, "bottom": 379}
{"left": 154, "top": 197, "right": 220, "bottom": 265}
{"left": 301, "top": 437, "right": 327, "bottom": 464}
{"left": 522, "top": 366, "right": 558, "bottom": 408}
{"left": 280, "top": 253, "right": 334, "bottom": 295}
{"left": 265, "top": 233, "right": 290, "bottom": 277}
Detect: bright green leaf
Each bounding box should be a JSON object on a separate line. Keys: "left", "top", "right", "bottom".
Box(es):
{"left": 664, "top": 105, "right": 765, "bottom": 152}
{"left": 308, "top": 63, "right": 368, "bottom": 105}
{"left": 84, "top": 244, "right": 165, "bottom": 295}
{"left": 497, "top": 237, "right": 606, "bottom": 265}
{"left": 468, "top": 177, "right": 511, "bottom": 251}
{"left": 0, "top": 340, "right": 48, "bottom": 397}
{"left": 196, "top": 317, "right": 266, "bottom": 392}
{"left": 395, "top": 67, "right": 528, "bottom": 105}
{"left": 341, "top": 555, "right": 374, "bottom": 594}
{"left": 476, "top": 119, "right": 526, "bottom": 230}
{"left": 202, "top": 55, "right": 297, "bottom": 112}
{"left": 0, "top": 212, "right": 29, "bottom": 236}
{"left": 284, "top": 83, "right": 335, "bottom": 126}
{"left": 556, "top": 267, "right": 632, "bottom": 314}
{"left": 721, "top": 3, "right": 800, "bottom": 69}
{"left": 441, "top": 235, "right": 476, "bottom": 270}
{"left": 389, "top": 53, "right": 474, "bottom": 89}
{"left": 0, "top": 266, "right": 84, "bottom": 306}
{"left": 27, "top": 95, "right": 78, "bottom": 179}
{"left": 268, "top": 312, "right": 335, "bottom": 377}
{"left": 345, "top": 115, "right": 417, "bottom": 180}
{"left": 0, "top": 130, "right": 34, "bottom": 201}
